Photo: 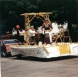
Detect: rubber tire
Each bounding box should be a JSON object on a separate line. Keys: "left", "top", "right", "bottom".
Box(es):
{"left": 17, "top": 54, "right": 22, "bottom": 59}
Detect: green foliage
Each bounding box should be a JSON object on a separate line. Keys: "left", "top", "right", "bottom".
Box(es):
{"left": 0, "top": 0, "right": 77, "bottom": 34}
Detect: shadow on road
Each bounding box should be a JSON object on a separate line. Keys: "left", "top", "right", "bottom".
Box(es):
{"left": 11, "top": 55, "right": 78, "bottom": 62}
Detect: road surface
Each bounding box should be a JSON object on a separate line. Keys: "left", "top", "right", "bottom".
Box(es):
{"left": 1, "top": 56, "right": 78, "bottom": 77}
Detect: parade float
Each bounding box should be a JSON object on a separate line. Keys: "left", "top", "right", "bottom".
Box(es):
{"left": 10, "top": 43, "right": 78, "bottom": 58}
{"left": 10, "top": 12, "right": 78, "bottom": 58}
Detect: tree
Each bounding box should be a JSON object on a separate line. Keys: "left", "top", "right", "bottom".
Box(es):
{"left": 0, "top": 0, "right": 77, "bottom": 36}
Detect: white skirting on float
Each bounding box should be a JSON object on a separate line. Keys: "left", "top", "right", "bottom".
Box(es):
{"left": 10, "top": 43, "right": 78, "bottom": 58}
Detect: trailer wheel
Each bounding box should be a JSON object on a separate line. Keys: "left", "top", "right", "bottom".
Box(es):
{"left": 16, "top": 54, "right": 22, "bottom": 59}
{"left": 1, "top": 51, "right": 6, "bottom": 57}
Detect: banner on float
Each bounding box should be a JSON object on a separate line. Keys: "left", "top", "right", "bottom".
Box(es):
{"left": 57, "top": 44, "right": 70, "bottom": 55}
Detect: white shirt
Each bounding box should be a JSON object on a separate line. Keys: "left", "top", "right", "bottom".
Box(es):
{"left": 12, "top": 30, "right": 17, "bottom": 36}
{"left": 29, "top": 29, "right": 36, "bottom": 37}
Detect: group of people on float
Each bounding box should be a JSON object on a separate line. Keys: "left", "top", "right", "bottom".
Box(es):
{"left": 28, "top": 18, "right": 68, "bottom": 45}
{"left": 12, "top": 18, "right": 68, "bottom": 45}
{"left": 28, "top": 18, "right": 53, "bottom": 45}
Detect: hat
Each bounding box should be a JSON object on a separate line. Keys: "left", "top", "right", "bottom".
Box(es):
{"left": 30, "top": 25, "right": 34, "bottom": 28}
{"left": 44, "top": 18, "right": 49, "bottom": 21}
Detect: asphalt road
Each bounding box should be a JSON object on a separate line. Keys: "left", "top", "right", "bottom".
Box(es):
{"left": 1, "top": 56, "right": 78, "bottom": 77}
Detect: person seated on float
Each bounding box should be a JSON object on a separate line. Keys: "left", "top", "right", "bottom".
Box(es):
{"left": 19, "top": 29, "right": 25, "bottom": 36}
{"left": 29, "top": 25, "right": 37, "bottom": 42}
{"left": 41, "top": 18, "right": 53, "bottom": 44}
{"left": 34, "top": 28, "right": 43, "bottom": 45}
{"left": 12, "top": 28, "right": 17, "bottom": 36}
